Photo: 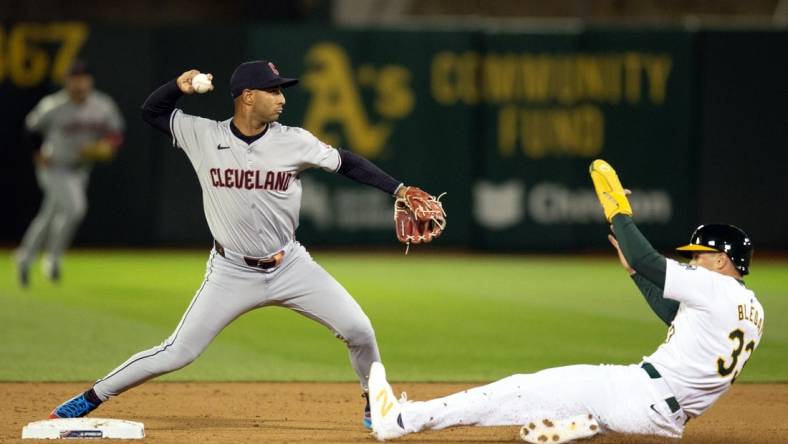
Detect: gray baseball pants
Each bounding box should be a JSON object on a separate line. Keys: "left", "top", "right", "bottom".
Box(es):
{"left": 17, "top": 166, "right": 89, "bottom": 267}
{"left": 92, "top": 242, "right": 381, "bottom": 400}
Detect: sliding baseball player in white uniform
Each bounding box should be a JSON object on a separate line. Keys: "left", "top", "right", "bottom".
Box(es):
{"left": 48, "top": 60, "right": 441, "bottom": 429}
{"left": 370, "top": 160, "right": 764, "bottom": 443}
{"left": 15, "top": 60, "right": 124, "bottom": 286}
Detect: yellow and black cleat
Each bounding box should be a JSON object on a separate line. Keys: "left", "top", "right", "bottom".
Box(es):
{"left": 589, "top": 159, "right": 633, "bottom": 222}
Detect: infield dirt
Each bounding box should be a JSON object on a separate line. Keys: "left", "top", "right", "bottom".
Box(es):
{"left": 3, "top": 382, "right": 786, "bottom": 443}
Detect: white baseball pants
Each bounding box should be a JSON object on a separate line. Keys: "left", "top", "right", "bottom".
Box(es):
{"left": 399, "top": 364, "right": 686, "bottom": 439}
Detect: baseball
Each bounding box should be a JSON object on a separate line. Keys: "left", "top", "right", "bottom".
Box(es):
{"left": 191, "top": 73, "right": 213, "bottom": 94}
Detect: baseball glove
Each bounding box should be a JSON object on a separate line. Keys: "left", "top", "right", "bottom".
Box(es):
{"left": 80, "top": 139, "right": 116, "bottom": 162}
{"left": 589, "top": 159, "right": 632, "bottom": 222}
{"left": 394, "top": 186, "right": 447, "bottom": 253}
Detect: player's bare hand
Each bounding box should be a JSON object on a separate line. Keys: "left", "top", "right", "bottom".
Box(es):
{"left": 608, "top": 233, "right": 635, "bottom": 275}
{"left": 177, "top": 70, "right": 212, "bottom": 94}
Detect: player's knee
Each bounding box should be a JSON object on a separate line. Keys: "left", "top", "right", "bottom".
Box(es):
{"left": 63, "top": 202, "right": 88, "bottom": 222}
{"left": 72, "top": 201, "right": 88, "bottom": 221}
{"left": 340, "top": 318, "right": 377, "bottom": 347}
{"left": 164, "top": 344, "right": 201, "bottom": 371}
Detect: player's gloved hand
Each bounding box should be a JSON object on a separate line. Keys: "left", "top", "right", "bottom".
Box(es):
{"left": 80, "top": 139, "right": 116, "bottom": 162}
{"left": 589, "top": 159, "right": 632, "bottom": 222}
{"left": 394, "top": 186, "right": 447, "bottom": 253}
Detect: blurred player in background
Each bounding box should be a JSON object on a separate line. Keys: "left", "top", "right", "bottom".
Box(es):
{"left": 368, "top": 160, "right": 763, "bottom": 443}
{"left": 14, "top": 60, "right": 124, "bottom": 287}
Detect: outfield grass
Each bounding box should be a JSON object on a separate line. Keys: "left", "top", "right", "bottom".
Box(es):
{"left": 1, "top": 249, "right": 786, "bottom": 383}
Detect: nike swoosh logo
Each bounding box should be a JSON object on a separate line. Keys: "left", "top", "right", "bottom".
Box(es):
{"left": 217, "top": 145, "right": 230, "bottom": 150}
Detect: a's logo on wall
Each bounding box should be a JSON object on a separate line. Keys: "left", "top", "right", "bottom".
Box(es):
{"left": 301, "top": 43, "right": 414, "bottom": 158}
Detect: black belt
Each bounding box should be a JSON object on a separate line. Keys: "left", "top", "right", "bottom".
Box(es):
{"left": 214, "top": 240, "right": 284, "bottom": 270}
{"left": 641, "top": 362, "right": 681, "bottom": 414}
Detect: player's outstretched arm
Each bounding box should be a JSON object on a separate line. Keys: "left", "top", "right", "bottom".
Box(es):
{"left": 611, "top": 214, "right": 679, "bottom": 324}
{"left": 611, "top": 214, "right": 666, "bottom": 285}
{"left": 336, "top": 149, "right": 402, "bottom": 195}
{"left": 591, "top": 159, "right": 676, "bottom": 323}
{"left": 333, "top": 149, "right": 446, "bottom": 249}
{"left": 589, "top": 160, "right": 666, "bottom": 285}
{"left": 609, "top": 233, "right": 678, "bottom": 325}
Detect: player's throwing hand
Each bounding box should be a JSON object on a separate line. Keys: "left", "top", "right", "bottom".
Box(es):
{"left": 176, "top": 70, "right": 213, "bottom": 94}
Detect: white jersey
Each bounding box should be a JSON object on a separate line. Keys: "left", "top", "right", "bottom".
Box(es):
{"left": 169, "top": 110, "right": 340, "bottom": 257}
{"left": 644, "top": 259, "right": 764, "bottom": 418}
{"left": 25, "top": 90, "right": 124, "bottom": 168}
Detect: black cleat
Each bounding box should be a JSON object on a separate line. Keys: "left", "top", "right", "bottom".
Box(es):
{"left": 50, "top": 263, "right": 60, "bottom": 283}
{"left": 14, "top": 255, "right": 29, "bottom": 288}
{"left": 19, "top": 265, "right": 30, "bottom": 288}
{"left": 43, "top": 258, "right": 60, "bottom": 283}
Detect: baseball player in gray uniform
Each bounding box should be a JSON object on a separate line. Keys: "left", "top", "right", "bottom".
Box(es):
{"left": 48, "top": 60, "right": 431, "bottom": 429}
{"left": 15, "top": 60, "right": 124, "bottom": 287}
{"left": 369, "top": 160, "right": 763, "bottom": 443}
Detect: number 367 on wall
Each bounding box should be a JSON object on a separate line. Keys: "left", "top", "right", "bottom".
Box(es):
{"left": 0, "top": 22, "right": 88, "bottom": 88}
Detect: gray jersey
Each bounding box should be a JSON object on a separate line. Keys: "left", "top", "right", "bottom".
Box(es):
{"left": 170, "top": 110, "right": 340, "bottom": 257}
{"left": 25, "top": 90, "right": 124, "bottom": 168}
{"left": 50, "top": 73, "right": 382, "bottom": 424}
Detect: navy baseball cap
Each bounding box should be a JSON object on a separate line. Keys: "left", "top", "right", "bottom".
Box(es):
{"left": 230, "top": 60, "right": 298, "bottom": 98}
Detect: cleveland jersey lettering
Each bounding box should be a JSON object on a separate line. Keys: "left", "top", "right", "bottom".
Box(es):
{"left": 169, "top": 109, "right": 340, "bottom": 257}
{"left": 209, "top": 168, "right": 295, "bottom": 191}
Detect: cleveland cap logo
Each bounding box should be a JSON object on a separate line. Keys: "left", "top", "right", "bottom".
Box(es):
{"left": 268, "top": 62, "right": 279, "bottom": 75}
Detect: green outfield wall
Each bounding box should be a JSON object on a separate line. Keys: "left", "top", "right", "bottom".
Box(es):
{"left": 2, "top": 23, "right": 786, "bottom": 249}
